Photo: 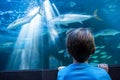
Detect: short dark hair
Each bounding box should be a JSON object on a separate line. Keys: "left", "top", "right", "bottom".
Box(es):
{"left": 66, "top": 28, "right": 95, "bottom": 62}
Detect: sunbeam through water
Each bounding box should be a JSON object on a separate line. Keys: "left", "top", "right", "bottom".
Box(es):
{"left": 7, "top": 0, "right": 61, "bottom": 70}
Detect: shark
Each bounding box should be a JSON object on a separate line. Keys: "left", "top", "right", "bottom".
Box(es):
{"left": 94, "top": 29, "right": 120, "bottom": 37}
{"left": 49, "top": 13, "right": 93, "bottom": 26}
{"left": 48, "top": 9, "right": 103, "bottom": 26}
{"left": 7, "top": 7, "right": 41, "bottom": 30}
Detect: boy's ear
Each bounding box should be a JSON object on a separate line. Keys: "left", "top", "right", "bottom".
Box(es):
{"left": 67, "top": 48, "right": 71, "bottom": 54}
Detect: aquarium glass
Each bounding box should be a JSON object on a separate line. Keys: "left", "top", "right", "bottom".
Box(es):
{"left": 0, "top": 0, "right": 120, "bottom": 71}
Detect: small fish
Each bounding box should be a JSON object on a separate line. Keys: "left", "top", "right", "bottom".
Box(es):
{"left": 91, "top": 56, "right": 98, "bottom": 59}
{"left": 0, "top": 42, "right": 14, "bottom": 48}
{"left": 58, "top": 50, "right": 65, "bottom": 54}
{"left": 100, "top": 52, "right": 107, "bottom": 55}
{"left": 94, "top": 50, "right": 101, "bottom": 54}
{"left": 96, "top": 45, "right": 105, "bottom": 49}
{"left": 100, "top": 55, "right": 108, "bottom": 59}
{"left": 107, "top": 55, "right": 112, "bottom": 59}
{"left": 93, "top": 60, "right": 99, "bottom": 63}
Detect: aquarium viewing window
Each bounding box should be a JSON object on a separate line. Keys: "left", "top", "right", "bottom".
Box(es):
{"left": 0, "top": 0, "right": 120, "bottom": 71}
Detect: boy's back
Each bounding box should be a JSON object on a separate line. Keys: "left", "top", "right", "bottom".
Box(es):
{"left": 58, "top": 63, "right": 111, "bottom": 80}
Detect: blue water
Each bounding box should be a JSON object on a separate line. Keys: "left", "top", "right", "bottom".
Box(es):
{"left": 0, "top": 0, "right": 120, "bottom": 71}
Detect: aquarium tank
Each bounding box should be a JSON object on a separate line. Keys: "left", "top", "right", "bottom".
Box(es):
{"left": 0, "top": 0, "right": 120, "bottom": 71}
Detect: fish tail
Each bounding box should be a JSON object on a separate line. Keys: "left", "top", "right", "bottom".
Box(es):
{"left": 93, "top": 9, "right": 103, "bottom": 21}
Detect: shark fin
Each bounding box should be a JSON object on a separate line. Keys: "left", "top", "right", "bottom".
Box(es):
{"left": 38, "top": 7, "right": 43, "bottom": 16}
{"left": 38, "top": 11, "right": 42, "bottom": 16}
{"left": 93, "top": 9, "right": 103, "bottom": 21}
{"left": 52, "top": 3, "right": 60, "bottom": 16}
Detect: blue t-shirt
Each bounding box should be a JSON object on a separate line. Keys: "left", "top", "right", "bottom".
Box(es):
{"left": 57, "top": 63, "right": 111, "bottom": 80}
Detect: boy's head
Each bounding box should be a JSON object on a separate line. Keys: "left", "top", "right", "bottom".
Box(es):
{"left": 66, "top": 28, "right": 95, "bottom": 62}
